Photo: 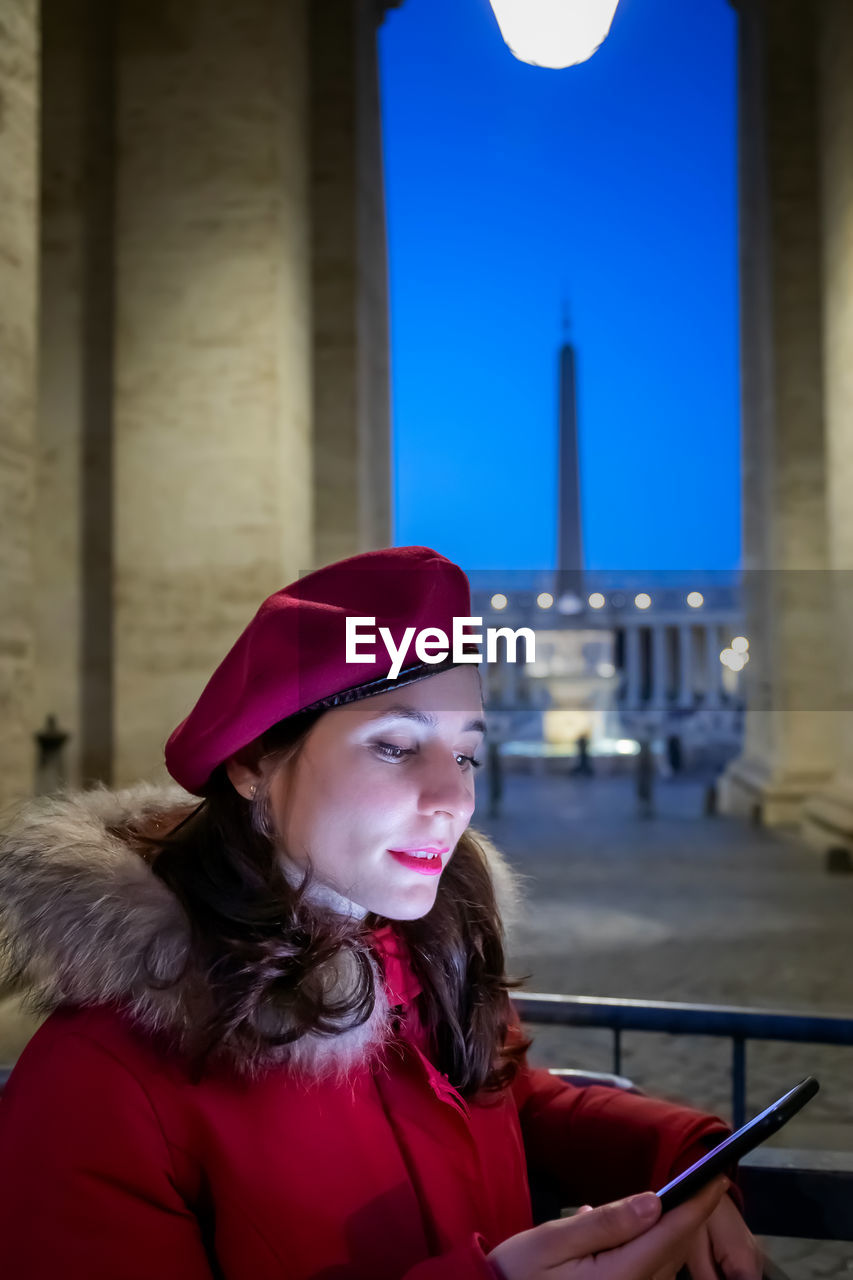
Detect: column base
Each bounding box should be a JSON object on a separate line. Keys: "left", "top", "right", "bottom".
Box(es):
{"left": 801, "top": 786, "right": 853, "bottom": 856}
{"left": 717, "top": 757, "right": 831, "bottom": 827}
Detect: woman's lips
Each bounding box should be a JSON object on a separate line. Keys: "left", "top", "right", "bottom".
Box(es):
{"left": 389, "top": 846, "right": 449, "bottom": 854}
{"left": 387, "top": 849, "right": 445, "bottom": 876}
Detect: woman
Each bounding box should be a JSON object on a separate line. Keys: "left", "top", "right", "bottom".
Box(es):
{"left": 0, "top": 546, "right": 761, "bottom": 1279}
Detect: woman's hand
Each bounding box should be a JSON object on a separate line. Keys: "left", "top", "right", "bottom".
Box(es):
{"left": 487, "top": 1176, "right": 730, "bottom": 1280}
{"left": 679, "top": 1192, "right": 764, "bottom": 1280}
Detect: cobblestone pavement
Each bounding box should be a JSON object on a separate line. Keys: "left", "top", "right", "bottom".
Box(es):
{"left": 474, "top": 769, "right": 853, "bottom": 1280}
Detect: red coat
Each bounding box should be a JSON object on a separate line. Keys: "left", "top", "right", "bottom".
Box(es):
{"left": 0, "top": 926, "right": 729, "bottom": 1280}
{"left": 0, "top": 786, "right": 731, "bottom": 1278}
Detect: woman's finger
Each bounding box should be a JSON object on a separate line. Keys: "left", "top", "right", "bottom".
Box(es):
{"left": 532, "top": 1191, "right": 662, "bottom": 1267}
{"left": 684, "top": 1223, "right": 718, "bottom": 1280}
{"left": 707, "top": 1193, "right": 765, "bottom": 1279}
{"left": 600, "top": 1176, "right": 730, "bottom": 1280}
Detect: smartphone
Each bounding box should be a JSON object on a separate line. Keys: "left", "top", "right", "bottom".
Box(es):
{"left": 655, "top": 1075, "right": 820, "bottom": 1212}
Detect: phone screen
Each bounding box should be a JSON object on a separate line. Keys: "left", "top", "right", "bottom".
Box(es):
{"left": 655, "top": 1076, "right": 819, "bottom": 1212}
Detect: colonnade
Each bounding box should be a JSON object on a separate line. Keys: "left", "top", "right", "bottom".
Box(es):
{"left": 0, "top": 0, "right": 393, "bottom": 805}
{"left": 621, "top": 622, "right": 734, "bottom": 712}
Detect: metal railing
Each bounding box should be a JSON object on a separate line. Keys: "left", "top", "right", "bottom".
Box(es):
{"left": 511, "top": 992, "right": 853, "bottom": 1128}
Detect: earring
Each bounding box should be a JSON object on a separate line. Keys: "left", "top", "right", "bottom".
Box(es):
{"left": 249, "top": 784, "right": 257, "bottom": 799}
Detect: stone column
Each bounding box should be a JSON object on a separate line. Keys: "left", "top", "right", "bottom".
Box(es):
{"left": 112, "top": 0, "right": 313, "bottom": 785}
{"left": 623, "top": 625, "right": 642, "bottom": 711}
{"left": 678, "top": 625, "right": 694, "bottom": 709}
{"left": 0, "top": 0, "right": 39, "bottom": 808}
{"left": 719, "top": 0, "right": 836, "bottom": 826}
{"left": 651, "top": 625, "right": 668, "bottom": 712}
{"left": 309, "top": 0, "right": 392, "bottom": 566}
{"left": 36, "top": 0, "right": 117, "bottom": 789}
{"left": 801, "top": 1, "right": 853, "bottom": 853}
{"left": 704, "top": 625, "right": 721, "bottom": 710}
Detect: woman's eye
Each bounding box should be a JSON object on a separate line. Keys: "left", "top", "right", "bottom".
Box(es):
{"left": 373, "top": 742, "right": 413, "bottom": 762}
{"left": 372, "top": 743, "right": 481, "bottom": 770}
{"left": 456, "top": 754, "right": 483, "bottom": 771}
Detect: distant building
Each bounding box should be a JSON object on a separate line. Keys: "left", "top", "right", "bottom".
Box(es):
{"left": 473, "top": 575, "right": 745, "bottom": 769}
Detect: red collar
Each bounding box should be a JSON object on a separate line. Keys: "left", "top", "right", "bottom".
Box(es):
{"left": 369, "top": 925, "right": 424, "bottom": 1009}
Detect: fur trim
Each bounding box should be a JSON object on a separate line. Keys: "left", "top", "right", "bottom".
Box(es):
{"left": 0, "top": 786, "right": 526, "bottom": 1078}
{"left": 0, "top": 784, "right": 391, "bottom": 1079}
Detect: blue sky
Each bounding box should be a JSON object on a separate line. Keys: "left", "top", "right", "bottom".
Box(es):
{"left": 379, "top": 0, "right": 740, "bottom": 574}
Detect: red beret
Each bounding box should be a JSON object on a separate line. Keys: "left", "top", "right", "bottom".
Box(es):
{"left": 165, "top": 545, "right": 473, "bottom": 793}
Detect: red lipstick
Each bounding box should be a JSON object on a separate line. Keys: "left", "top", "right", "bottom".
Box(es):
{"left": 387, "top": 849, "right": 445, "bottom": 876}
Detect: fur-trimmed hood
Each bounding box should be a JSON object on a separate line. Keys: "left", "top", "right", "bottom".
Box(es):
{"left": 0, "top": 784, "right": 524, "bottom": 1078}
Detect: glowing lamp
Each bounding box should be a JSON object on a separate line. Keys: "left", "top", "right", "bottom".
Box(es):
{"left": 720, "top": 648, "right": 746, "bottom": 672}
{"left": 488, "top": 0, "right": 621, "bottom": 70}
{"left": 491, "top": 593, "right": 508, "bottom": 611}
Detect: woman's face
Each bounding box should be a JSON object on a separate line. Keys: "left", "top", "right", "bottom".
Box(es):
{"left": 268, "top": 666, "right": 484, "bottom": 920}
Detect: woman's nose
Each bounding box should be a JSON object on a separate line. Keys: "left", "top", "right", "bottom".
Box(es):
{"left": 417, "top": 754, "right": 475, "bottom": 821}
